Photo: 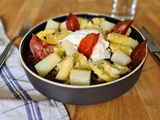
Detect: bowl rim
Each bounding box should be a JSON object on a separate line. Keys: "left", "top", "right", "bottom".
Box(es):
{"left": 19, "top": 13, "right": 148, "bottom": 89}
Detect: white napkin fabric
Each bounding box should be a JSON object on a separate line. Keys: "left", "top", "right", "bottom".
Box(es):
{"left": 0, "top": 20, "right": 70, "bottom": 120}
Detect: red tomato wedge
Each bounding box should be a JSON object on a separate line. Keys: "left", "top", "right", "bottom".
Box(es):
{"left": 130, "top": 39, "right": 147, "bottom": 68}
{"left": 111, "top": 20, "right": 134, "bottom": 35}
{"left": 78, "top": 33, "right": 100, "bottom": 59}
{"left": 30, "top": 34, "right": 53, "bottom": 61}
{"left": 66, "top": 13, "right": 80, "bottom": 32}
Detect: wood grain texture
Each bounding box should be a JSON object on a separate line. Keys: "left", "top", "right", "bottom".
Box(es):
{"left": 0, "top": 0, "right": 160, "bottom": 119}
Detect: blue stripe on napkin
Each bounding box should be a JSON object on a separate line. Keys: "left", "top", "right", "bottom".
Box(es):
{"left": 1, "top": 64, "right": 42, "bottom": 120}
{"left": 0, "top": 19, "right": 70, "bottom": 120}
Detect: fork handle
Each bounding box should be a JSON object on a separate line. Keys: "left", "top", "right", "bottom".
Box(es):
{"left": 0, "top": 36, "right": 19, "bottom": 68}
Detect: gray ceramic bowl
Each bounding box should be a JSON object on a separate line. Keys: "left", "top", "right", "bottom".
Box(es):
{"left": 19, "top": 13, "right": 147, "bottom": 105}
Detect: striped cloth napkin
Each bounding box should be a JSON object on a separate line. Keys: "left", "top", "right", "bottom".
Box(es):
{"left": 0, "top": 20, "right": 70, "bottom": 120}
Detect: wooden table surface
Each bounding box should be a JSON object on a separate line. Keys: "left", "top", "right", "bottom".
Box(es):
{"left": 0, "top": 0, "right": 160, "bottom": 120}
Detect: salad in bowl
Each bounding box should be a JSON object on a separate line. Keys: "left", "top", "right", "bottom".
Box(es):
{"left": 19, "top": 13, "right": 147, "bottom": 105}
{"left": 26, "top": 13, "right": 147, "bottom": 86}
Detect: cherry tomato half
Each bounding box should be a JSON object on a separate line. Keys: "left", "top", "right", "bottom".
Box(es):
{"left": 30, "top": 34, "right": 53, "bottom": 61}
{"left": 66, "top": 13, "right": 80, "bottom": 32}
{"left": 78, "top": 33, "right": 100, "bottom": 59}
{"left": 130, "top": 39, "right": 147, "bottom": 68}
{"left": 111, "top": 20, "right": 134, "bottom": 35}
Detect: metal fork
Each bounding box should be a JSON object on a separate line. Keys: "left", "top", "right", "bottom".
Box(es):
{"left": 0, "top": 18, "right": 32, "bottom": 68}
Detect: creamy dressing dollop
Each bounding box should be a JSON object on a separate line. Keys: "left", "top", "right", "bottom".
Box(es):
{"left": 62, "top": 29, "right": 111, "bottom": 61}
